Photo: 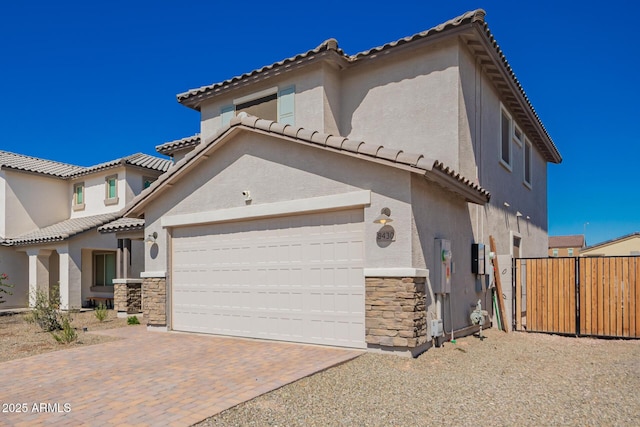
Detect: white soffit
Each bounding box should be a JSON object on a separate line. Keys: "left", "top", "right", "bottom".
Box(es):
{"left": 161, "top": 190, "right": 371, "bottom": 228}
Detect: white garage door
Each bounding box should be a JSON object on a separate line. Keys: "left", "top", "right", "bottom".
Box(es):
{"left": 171, "top": 209, "right": 365, "bottom": 348}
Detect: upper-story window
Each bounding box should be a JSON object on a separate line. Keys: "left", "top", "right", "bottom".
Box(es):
{"left": 104, "top": 174, "right": 119, "bottom": 206}
{"left": 524, "top": 139, "right": 532, "bottom": 188}
{"left": 500, "top": 108, "right": 512, "bottom": 170}
{"left": 568, "top": 248, "right": 574, "bottom": 257}
{"left": 221, "top": 86, "right": 295, "bottom": 127}
{"left": 73, "top": 182, "right": 85, "bottom": 211}
{"left": 552, "top": 249, "right": 559, "bottom": 257}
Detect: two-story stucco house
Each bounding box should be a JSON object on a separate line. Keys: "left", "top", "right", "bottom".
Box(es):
{"left": 115, "top": 9, "right": 561, "bottom": 356}
{"left": 0, "top": 151, "right": 171, "bottom": 309}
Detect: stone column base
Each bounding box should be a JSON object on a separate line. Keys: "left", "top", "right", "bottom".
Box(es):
{"left": 142, "top": 277, "right": 167, "bottom": 327}
{"left": 365, "top": 276, "right": 427, "bottom": 356}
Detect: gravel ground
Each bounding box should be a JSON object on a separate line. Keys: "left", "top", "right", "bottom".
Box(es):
{"left": 0, "top": 310, "right": 130, "bottom": 361}
{"left": 197, "top": 329, "right": 640, "bottom": 427}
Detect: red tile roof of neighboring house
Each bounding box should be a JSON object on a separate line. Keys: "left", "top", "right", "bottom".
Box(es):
{"left": 549, "top": 235, "right": 585, "bottom": 248}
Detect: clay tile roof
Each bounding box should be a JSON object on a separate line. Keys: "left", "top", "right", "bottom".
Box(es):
{"left": 98, "top": 217, "right": 145, "bottom": 233}
{"left": 156, "top": 134, "right": 201, "bottom": 156}
{"left": 0, "top": 150, "right": 84, "bottom": 177}
{"left": 176, "top": 38, "right": 346, "bottom": 105}
{"left": 7, "top": 213, "right": 120, "bottom": 246}
{"left": 0, "top": 150, "right": 171, "bottom": 179}
{"left": 549, "top": 235, "right": 585, "bottom": 248}
{"left": 69, "top": 153, "right": 172, "bottom": 177}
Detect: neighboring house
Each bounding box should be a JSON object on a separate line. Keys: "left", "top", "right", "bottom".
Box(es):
{"left": 0, "top": 151, "right": 171, "bottom": 309}
{"left": 548, "top": 235, "right": 586, "bottom": 257}
{"left": 117, "top": 9, "right": 561, "bottom": 355}
{"left": 580, "top": 232, "right": 640, "bottom": 257}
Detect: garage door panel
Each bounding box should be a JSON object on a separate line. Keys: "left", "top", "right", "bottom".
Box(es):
{"left": 172, "top": 209, "right": 365, "bottom": 348}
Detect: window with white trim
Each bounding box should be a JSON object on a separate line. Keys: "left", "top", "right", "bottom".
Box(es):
{"left": 221, "top": 86, "right": 295, "bottom": 126}
{"left": 500, "top": 108, "right": 512, "bottom": 169}
{"left": 524, "top": 139, "right": 532, "bottom": 188}
{"left": 568, "top": 248, "right": 574, "bottom": 256}
{"left": 513, "top": 125, "right": 524, "bottom": 147}
{"left": 552, "top": 249, "right": 558, "bottom": 257}
{"left": 104, "top": 174, "right": 119, "bottom": 205}
{"left": 73, "top": 182, "right": 85, "bottom": 211}
{"left": 94, "top": 252, "right": 116, "bottom": 286}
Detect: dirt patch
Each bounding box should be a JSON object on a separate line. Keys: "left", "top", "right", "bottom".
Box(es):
{"left": 0, "top": 310, "right": 136, "bottom": 362}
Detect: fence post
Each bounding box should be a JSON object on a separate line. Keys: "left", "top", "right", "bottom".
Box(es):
{"left": 575, "top": 257, "right": 580, "bottom": 336}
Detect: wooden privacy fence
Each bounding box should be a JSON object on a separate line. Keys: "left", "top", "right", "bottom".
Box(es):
{"left": 513, "top": 256, "right": 639, "bottom": 338}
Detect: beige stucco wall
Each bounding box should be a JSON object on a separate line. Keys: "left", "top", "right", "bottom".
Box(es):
{"left": 581, "top": 236, "right": 640, "bottom": 256}
{"left": 410, "top": 174, "right": 489, "bottom": 333}
{"left": 193, "top": 38, "right": 552, "bottom": 262}
{"left": 70, "top": 168, "right": 129, "bottom": 218}
{"left": 0, "top": 247, "right": 28, "bottom": 308}
{"left": 340, "top": 39, "right": 460, "bottom": 169}
{"left": 143, "top": 131, "right": 415, "bottom": 273}
{"left": 1, "top": 170, "right": 68, "bottom": 238}
{"left": 200, "top": 63, "right": 334, "bottom": 142}
{"left": 458, "top": 41, "right": 549, "bottom": 259}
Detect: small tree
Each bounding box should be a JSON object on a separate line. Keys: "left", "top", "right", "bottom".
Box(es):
{"left": 0, "top": 273, "right": 13, "bottom": 305}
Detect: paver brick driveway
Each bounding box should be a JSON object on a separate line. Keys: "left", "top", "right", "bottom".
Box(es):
{"left": 0, "top": 326, "right": 361, "bottom": 426}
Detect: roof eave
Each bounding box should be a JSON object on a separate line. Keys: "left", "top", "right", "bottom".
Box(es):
{"left": 177, "top": 50, "right": 349, "bottom": 111}
{"left": 466, "top": 23, "right": 562, "bottom": 164}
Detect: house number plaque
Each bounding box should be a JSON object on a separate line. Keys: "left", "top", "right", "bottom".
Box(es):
{"left": 376, "top": 225, "right": 395, "bottom": 248}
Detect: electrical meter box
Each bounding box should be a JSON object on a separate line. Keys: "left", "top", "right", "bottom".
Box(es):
{"left": 434, "top": 239, "right": 452, "bottom": 294}
{"left": 471, "top": 243, "right": 486, "bottom": 275}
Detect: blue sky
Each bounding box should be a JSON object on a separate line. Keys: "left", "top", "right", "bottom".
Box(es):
{"left": 1, "top": 1, "right": 638, "bottom": 246}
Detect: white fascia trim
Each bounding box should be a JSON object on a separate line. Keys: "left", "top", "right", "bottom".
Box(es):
{"left": 140, "top": 271, "right": 167, "bottom": 278}
{"left": 364, "top": 268, "right": 429, "bottom": 278}
{"left": 162, "top": 190, "right": 371, "bottom": 228}
{"left": 233, "top": 86, "right": 278, "bottom": 105}
{"left": 112, "top": 278, "right": 144, "bottom": 285}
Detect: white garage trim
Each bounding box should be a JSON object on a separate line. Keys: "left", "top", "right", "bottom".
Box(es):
{"left": 161, "top": 190, "right": 370, "bottom": 228}
{"left": 364, "top": 268, "right": 429, "bottom": 278}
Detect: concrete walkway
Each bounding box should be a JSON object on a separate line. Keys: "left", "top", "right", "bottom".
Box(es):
{"left": 0, "top": 326, "right": 361, "bottom": 426}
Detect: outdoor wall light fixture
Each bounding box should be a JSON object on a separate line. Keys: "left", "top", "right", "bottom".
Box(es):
{"left": 503, "top": 202, "right": 510, "bottom": 208}
{"left": 146, "top": 231, "right": 158, "bottom": 246}
{"left": 373, "top": 207, "right": 393, "bottom": 225}
{"left": 516, "top": 211, "right": 523, "bottom": 218}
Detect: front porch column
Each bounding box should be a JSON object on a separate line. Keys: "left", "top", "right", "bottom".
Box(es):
{"left": 116, "top": 238, "right": 132, "bottom": 280}
{"left": 27, "top": 249, "right": 52, "bottom": 307}
{"left": 57, "top": 247, "right": 81, "bottom": 310}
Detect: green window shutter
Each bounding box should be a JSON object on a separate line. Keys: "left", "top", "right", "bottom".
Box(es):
{"left": 221, "top": 105, "right": 235, "bottom": 126}
{"left": 278, "top": 86, "right": 295, "bottom": 125}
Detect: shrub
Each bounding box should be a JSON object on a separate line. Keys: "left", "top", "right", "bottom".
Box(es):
{"left": 127, "top": 315, "right": 140, "bottom": 325}
{"left": 51, "top": 313, "right": 77, "bottom": 344}
{"left": 31, "top": 289, "right": 63, "bottom": 332}
{"left": 94, "top": 303, "right": 108, "bottom": 322}
{"left": 0, "top": 273, "right": 13, "bottom": 305}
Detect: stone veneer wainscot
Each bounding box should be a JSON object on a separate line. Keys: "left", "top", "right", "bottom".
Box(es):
{"left": 365, "top": 277, "right": 427, "bottom": 348}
